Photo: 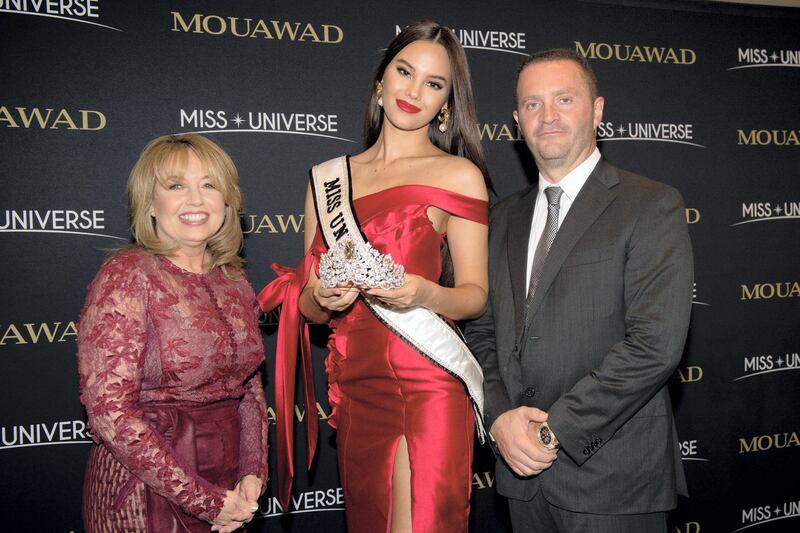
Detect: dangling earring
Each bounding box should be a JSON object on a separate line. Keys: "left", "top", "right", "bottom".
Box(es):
{"left": 375, "top": 81, "right": 384, "bottom": 108}
{"left": 437, "top": 104, "right": 450, "bottom": 133}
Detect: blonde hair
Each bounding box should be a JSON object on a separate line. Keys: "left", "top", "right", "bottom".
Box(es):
{"left": 127, "top": 133, "right": 244, "bottom": 273}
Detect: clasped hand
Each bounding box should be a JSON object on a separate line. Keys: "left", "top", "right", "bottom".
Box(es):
{"left": 313, "top": 274, "right": 430, "bottom": 312}
{"left": 491, "top": 407, "right": 558, "bottom": 477}
{"left": 211, "top": 475, "right": 262, "bottom": 533}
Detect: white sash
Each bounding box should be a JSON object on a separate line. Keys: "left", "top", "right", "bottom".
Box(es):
{"left": 311, "top": 156, "right": 487, "bottom": 443}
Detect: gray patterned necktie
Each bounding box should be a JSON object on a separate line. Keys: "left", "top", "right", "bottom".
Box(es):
{"left": 527, "top": 186, "right": 563, "bottom": 301}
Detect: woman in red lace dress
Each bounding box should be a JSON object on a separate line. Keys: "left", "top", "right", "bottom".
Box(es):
{"left": 78, "top": 134, "right": 268, "bottom": 533}
{"left": 262, "top": 21, "right": 491, "bottom": 533}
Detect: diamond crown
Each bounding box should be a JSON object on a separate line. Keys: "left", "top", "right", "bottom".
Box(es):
{"left": 319, "top": 236, "right": 406, "bottom": 290}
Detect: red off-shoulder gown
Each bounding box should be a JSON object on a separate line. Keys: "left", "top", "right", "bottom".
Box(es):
{"left": 308, "top": 185, "right": 488, "bottom": 533}
{"left": 77, "top": 249, "right": 268, "bottom": 532}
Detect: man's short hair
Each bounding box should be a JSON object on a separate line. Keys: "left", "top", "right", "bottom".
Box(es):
{"left": 515, "top": 48, "right": 599, "bottom": 102}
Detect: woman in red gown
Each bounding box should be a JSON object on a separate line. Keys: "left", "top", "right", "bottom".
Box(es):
{"left": 298, "top": 21, "right": 490, "bottom": 533}
{"left": 78, "top": 134, "right": 268, "bottom": 533}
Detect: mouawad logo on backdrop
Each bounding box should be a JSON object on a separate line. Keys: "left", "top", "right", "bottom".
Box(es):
{"left": 0, "top": 0, "right": 121, "bottom": 31}
{"left": 394, "top": 25, "right": 528, "bottom": 55}
{"left": 178, "top": 108, "right": 356, "bottom": 143}
{"left": 0, "top": 105, "right": 106, "bottom": 131}
{"left": 575, "top": 41, "right": 696, "bottom": 64}
{"left": 171, "top": 11, "right": 343, "bottom": 44}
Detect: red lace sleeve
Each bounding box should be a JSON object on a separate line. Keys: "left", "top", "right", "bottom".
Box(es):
{"left": 237, "top": 369, "right": 269, "bottom": 487}
{"left": 77, "top": 257, "right": 226, "bottom": 522}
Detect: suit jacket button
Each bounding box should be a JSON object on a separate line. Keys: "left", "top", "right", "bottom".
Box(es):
{"left": 524, "top": 387, "right": 536, "bottom": 398}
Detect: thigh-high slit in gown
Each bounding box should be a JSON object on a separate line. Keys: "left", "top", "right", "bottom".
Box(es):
{"left": 309, "top": 183, "right": 488, "bottom": 533}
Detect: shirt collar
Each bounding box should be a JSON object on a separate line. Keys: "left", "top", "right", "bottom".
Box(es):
{"left": 537, "top": 147, "right": 601, "bottom": 202}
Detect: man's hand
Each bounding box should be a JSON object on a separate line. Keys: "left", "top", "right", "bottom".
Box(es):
{"left": 490, "top": 407, "right": 558, "bottom": 477}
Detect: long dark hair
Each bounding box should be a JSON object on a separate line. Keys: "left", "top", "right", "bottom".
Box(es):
{"left": 364, "top": 20, "right": 492, "bottom": 188}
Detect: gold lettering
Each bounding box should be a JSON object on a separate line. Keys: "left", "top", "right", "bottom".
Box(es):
{"left": 202, "top": 15, "right": 227, "bottom": 35}
{"left": 740, "top": 432, "right": 800, "bottom": 453}
{"left": 59, "top": 321, "right": 78, "bottom": 342}
{"left": 298, "top": 23, "right": 320, "bottom": 42}
{"left": 685, "top": 208, "right": 700, "bottom": 224}
{"left": 50, "top": 109, "right": 78, "bottom": 130}
{"left": 574, "top": 41, "right": 594, "bottom": 59}
{"left": 254, "top": 215, "right": 278, "bottom": 234}
{"left": 251, "top": 19, "right": 274, "bottom": 39}
{"left": 316, "top": 402, "right": 331, "bottom": 420}
{"left": 322, "top": 24, "right": 344, "bottom": 44}
{"left": 79, "top": 110, "right": 106, "bottom": 131}
{"left": 0, "top": 106, "right": 20, "bottom": 128}
{"left": 644, "top": 46, "right": 664, "bottom": 63}
{"left": 24, "top": 322, "right": 60, "bottom": 344}
{"left": 0, "top": 324, "right": 27, "bottom": 345}
{"left": 16, "top": 107, "right": 52, "bottom": 128}
{"left": 276, "top": 214, "right": 304, "bottom": 233}
{"left": 171, "top": 11, "right": 202, "bottom": 33}
{"left": 739, "top": 436, "right": 758, "bottom": 453}
{"left": 790, "top": 282, "right": 800, "bottom": 297}
{"left": 574, "top": 41, "right": 694, "bottom": 64}
{"left": 737, "top": 129, "right": 756, "bottom": 145}
{"left": 471, "top": 471, "right": 494, "bottom": 489}
{"left": 229, "top": 17, "right": 253, "bottom": 38}
{"left": 594, "top": 43, "right": 612, "bottom": 60}
{"left": 496, "top": 123, "right": 519, "bottom": 141}
{"left": 294, "top": 405, "right": 305, "bottom": 422}
{"left": 270, "top": 20, "right": 300, "bottom": 40}
{"left": 740, "top": 284, "right": 759, "bottom": 300}
{"left": 673, "top": 522, "right": 701, "bottom": 533}
{"left": 476, "top": 123, "right": 498, "bottom": 141}
{"left": 629, "top": 45, "right": 645, "bottom": 62}
{"left": 676, "top": 366, "right": 703, "bottom": 383}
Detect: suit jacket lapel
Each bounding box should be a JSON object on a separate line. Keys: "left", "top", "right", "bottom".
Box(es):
{"left": 524, "top": 160, "right": 619, "bottom": 325}
{"left": 507, "top": 186, "right": 538, "bottom": 338}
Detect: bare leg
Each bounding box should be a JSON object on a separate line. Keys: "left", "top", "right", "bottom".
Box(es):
{"left": 390, "top": 435, "right": 412, "bottom": 533}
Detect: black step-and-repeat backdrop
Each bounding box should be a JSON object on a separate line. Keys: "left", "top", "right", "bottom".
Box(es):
{"left": 1, "top": 1, "right": 799, "bottom": 531}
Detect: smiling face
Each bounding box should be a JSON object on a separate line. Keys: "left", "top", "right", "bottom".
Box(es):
{"left": 513, "top": 59, "right": 604, "bottom": 181}
{"left": 150, "top": 149, "right": 226, "bottom": 254}
{"left": 381, "top": 39, "right": 452, "bottom": 132}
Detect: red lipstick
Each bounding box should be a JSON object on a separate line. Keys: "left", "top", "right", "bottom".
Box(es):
{"left": 396, "top": 99, "right": 421, "bottom": 113}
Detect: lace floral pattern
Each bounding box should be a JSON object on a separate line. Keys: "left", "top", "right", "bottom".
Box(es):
{"left": 78, "top": 249, "right": 268, "bottom": 522}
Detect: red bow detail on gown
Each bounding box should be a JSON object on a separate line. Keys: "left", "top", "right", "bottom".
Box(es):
{"left": 256, "top": 255, "right": 318, "bottom": 511}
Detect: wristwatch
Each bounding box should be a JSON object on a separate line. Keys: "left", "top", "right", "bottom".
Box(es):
{"left": 537, "top": 421, "right": 560, "bottom": 451}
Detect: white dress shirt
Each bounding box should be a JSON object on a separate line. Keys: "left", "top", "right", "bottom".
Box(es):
{"left": 525, "top": 148, "right": 602, "bottom": 293}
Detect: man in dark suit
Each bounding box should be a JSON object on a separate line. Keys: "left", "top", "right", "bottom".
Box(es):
{"left": 465, "top": 49, "right": 692, "bottom": 532}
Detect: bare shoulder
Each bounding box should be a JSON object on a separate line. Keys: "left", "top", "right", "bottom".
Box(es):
{"left": 431, "top": 155, "right": 488, "bottom": 201}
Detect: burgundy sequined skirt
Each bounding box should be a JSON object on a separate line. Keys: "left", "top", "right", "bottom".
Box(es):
{"left": 83, "top": 400, "right": 240, "bottom": 533}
